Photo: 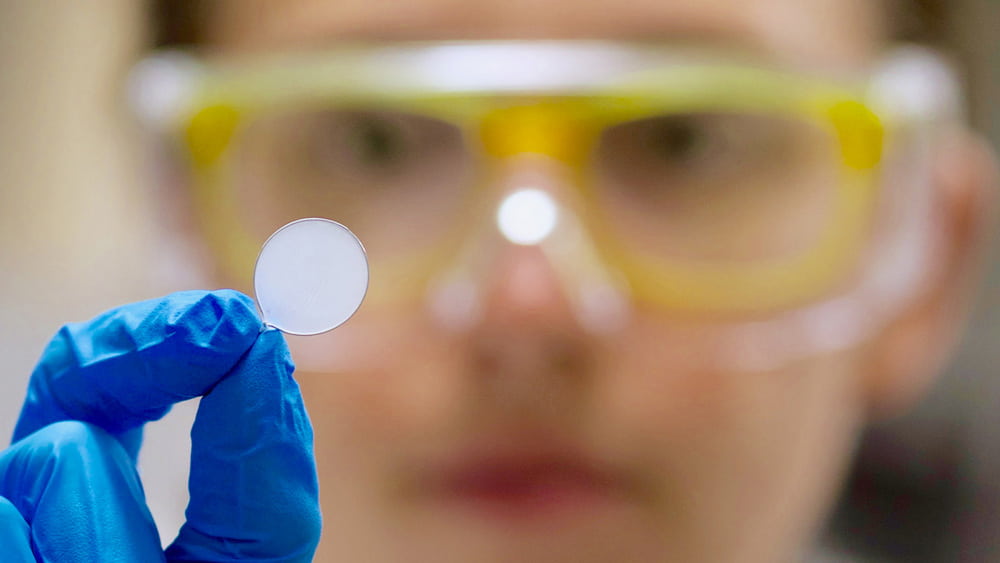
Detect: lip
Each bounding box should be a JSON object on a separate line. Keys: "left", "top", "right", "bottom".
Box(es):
{"left": 422, "top": 441, "right": 631, "bottom": 523}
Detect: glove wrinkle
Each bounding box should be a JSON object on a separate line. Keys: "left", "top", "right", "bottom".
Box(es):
{"left": 12, "top": 291, "right": 260, "bottom": 446}
{"left": 167, "top": 329, "right": 321, "bottom": 562}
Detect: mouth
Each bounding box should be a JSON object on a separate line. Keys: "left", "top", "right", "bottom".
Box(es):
{"left": 424, "top": 443, "right": 632, "bottom": 524}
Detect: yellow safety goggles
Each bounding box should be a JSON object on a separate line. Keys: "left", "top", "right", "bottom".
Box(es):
{"left": 132, "top": 41, "right": 915, "bottom": 316}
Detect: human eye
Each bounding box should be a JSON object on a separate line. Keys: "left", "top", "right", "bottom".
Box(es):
{"left": 228, "top": 105, "right": 476, "bottom": 262}
{"left": 636, "top": 113, "right": 780, "bottom": 178}
{"left": 596, "top": 111, "right": 811, "bottom": 196}
{"left": 640, "top": 114, "right": 719, "bottom": 168}
{"left": 591, "top": 109, "right": 842, "bottom": 264}
{"left": 306, "top": 110, "right": 417, "bottom": 177}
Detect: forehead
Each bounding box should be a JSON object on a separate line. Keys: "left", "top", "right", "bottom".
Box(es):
{"left": 207, "top": 0, "right": 882, "bottom": 70}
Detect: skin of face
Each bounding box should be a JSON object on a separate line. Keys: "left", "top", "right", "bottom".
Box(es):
{"left": 179, "top": 1, "right": 998, "bottom": 561}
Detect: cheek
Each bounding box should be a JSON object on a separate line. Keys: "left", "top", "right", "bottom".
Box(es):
{"left": 293, "top": 314, "right": 466, "bottom": 455}
{"left": 291, "top": 314, "right": 470, "bottom": 558}
{"left": 594, "top": 322, "right": 867, "bottom": 557}
{"left": 598, "top": 320, "right": 863, "bottom": 451}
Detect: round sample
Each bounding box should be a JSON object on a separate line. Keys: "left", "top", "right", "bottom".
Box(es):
{"left": 254, "top": 218, "right": 369, "bottom": 335}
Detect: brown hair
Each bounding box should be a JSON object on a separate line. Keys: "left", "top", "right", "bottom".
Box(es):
{"left": 151, "top": 1, "right": 952, "bottom": 47}
{"left": 151, "top": 0, "right": 205, "bottom": 47}
{"left": 889, "top": 0, "right": 951, "bottom": 43}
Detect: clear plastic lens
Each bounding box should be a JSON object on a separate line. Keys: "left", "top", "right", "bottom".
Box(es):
{"left": 593, "top": 111, "right": 841, "bottom": 262}
{"left": 231, "top": 107, "right": 476, "bottom": 260}
{"left": 254, "top": 218, "right": 369, "bottom": 335}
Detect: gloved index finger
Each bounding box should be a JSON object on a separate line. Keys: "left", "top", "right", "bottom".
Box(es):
{"left": 12, "top": 290, "right": 262, "bottom": 452}
{"left": 166, "top": 328, "right": 320, "bottom": 562}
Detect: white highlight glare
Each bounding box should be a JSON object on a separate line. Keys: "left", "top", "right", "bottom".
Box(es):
{"left": 497, "top": 189, "right": 559, "bottom": 245}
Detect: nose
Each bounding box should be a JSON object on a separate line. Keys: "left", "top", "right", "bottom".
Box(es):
{"left": 478, "top": 157, "right": 584, "bottom": 324}
{"left": 477, "top": 238, "right": 578, "bottom": 335}
{"left": 427, "top": 155, "right": 630, "bottom": 334}
{"left": 451, "top": 158, "right": 603, "bottom": 410}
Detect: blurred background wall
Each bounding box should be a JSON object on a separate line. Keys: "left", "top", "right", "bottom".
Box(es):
{"left": 0, "top": 0, "right": 194, "bottom": 544}
{"left": 824, "top": 2, "right": 1000, "bottom": 561}
{"left": 0, "top": 1, "right": 997, "bottom": 560}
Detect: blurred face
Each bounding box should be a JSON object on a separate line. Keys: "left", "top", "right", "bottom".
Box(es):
{"left": 202, "top": 1, "right": 886, "bottom": 562}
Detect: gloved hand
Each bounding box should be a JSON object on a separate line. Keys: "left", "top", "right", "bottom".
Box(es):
{"left": 0, "top": 290, "right": 321, "bottom": 562}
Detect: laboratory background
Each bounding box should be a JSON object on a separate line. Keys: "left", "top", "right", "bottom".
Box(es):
{"left": 0, "top": 2, "right": 999, "bottom": 561}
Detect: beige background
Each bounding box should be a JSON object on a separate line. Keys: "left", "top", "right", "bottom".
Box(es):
{"left": 0, "top": 0, "right": 195, "bottom": 545}
{"left": 0, "top": 1, "right": 998, "bottom": 560}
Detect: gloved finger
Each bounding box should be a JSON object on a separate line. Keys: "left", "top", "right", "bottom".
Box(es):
{"left": 166, "top": 328, "right": 321, "bottom": 562}
{"left": 12, "top": 290, "right": 261, "bottom": 460}
{"left": 0, "top": 497, "right": 34, "bottom": 563}
{"left": 0, "top": 421, "right": 165, "bottom": 562}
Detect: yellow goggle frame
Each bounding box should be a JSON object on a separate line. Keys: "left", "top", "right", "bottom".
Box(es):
{"left": 140, "top": 41, "right": 888, "bottom": 314}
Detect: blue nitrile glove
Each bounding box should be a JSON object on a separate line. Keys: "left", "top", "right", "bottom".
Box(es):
{"left": 0, "top": 290, "right": 321, "bottom": 562}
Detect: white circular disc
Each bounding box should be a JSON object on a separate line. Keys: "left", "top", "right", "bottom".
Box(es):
{"left": 254, "top": 218, "right": 369, "bottom": 335}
